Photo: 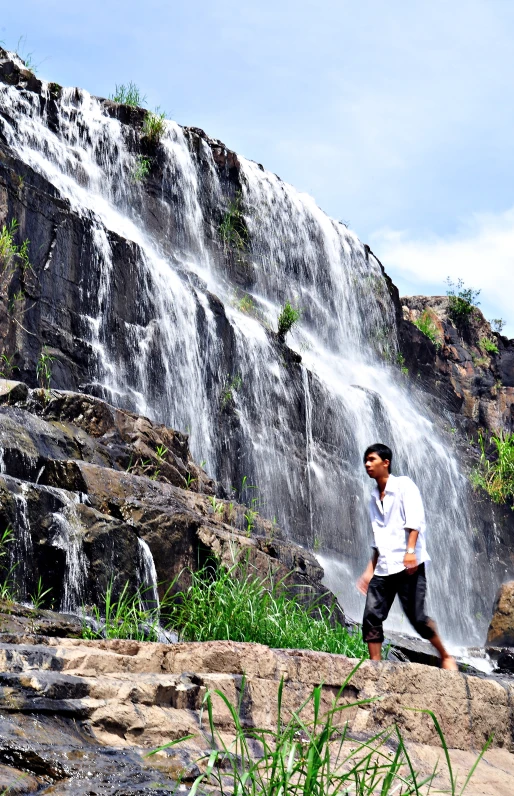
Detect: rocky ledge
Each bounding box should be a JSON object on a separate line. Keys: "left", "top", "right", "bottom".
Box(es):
{"left": 0, "top": 635, "right": 510, "bottom": 794}
{"left": 0, "top": 378, "right": 333, "bottom": 616}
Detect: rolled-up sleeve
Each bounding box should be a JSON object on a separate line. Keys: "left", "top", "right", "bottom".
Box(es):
{"left": 402, "top": 479, "right": 425, "bottom": 531}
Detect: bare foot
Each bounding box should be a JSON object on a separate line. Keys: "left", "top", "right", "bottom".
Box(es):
{"left": 441, "top": 655, "right": 458, "bottom": 671}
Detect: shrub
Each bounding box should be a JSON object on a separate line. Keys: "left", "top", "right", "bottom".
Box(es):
{"left": 235, "top": 293, "right": 255, "bottom": 314}
{"left": 219, "top": 192, "right": 248, "bottom": 251}
{"left": 490, "top": 318, "right": 505, "bottom": 334}
{"left": 446, "top": 277, "right": 480, "bottom": 326}
{"left": 277, "top": 302, "right": 301, "bottom": 337}
{"left": 480, "top": 337, "right": 499, "bottom": 355}
{"left": 413, "top": 310, "right": 442, "bottom": 348}
{"left": 110, "top": 82, "right": 146, "bottom": 107}
{"left": 471, "top": 430, "right": 514, "bottom": 506}
{"left": 149, "top": 671, "right": 491, "bottom": 795}
{"left": 142, "top": 108, "right": 166, "bottom": 143}
{"left": 166, "top": 557, "right": 367, "bottom": 658}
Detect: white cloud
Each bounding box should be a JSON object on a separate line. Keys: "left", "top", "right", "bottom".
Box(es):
{"left": 371, "top": 208, "right": 514, "bottom": 337}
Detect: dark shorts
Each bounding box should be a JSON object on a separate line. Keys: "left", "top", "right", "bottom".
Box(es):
{"left": 362, "top": 563, "right": 436, "bottom": 644}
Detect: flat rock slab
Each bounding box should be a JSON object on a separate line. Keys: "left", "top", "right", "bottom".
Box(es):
{"left": 0, "top": 636, "right": 510, "bottom": 792}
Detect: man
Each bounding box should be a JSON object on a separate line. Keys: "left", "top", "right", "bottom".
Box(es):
{"left": 356, "top": 443, "right": 458, "bottom": 670}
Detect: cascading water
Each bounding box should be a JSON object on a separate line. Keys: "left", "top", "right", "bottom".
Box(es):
{"left": 0, "top": 51, "right": 502, "bottom": 645}
{"left": 137, "top": 537, "right": 159, "bottom": 612}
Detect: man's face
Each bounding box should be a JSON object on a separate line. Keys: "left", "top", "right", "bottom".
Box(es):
{"left": 364, "top": 452, "right": 390, "bottom": 480}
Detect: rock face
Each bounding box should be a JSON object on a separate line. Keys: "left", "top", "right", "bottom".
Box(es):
{"left": 0, "top": 379, "right": 334, "bottom": 617}
{"left": 0, "top": 635, "right": 510, "bottom": 794}
{"left": 400, "top": 295, "right": 514, "bottom": 435}
{"left": 487, "top": 580, "right": 514, "bottom": 646}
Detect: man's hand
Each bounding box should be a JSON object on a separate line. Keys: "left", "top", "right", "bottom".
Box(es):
{"left": 356, "top": 571, "right": 372, "bottom": 595}
{"left": 403, "top": 551, "right": 418, "bottom": 574}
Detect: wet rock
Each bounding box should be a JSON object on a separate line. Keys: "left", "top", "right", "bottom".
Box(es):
{"left": 487, "top": 581, "right": 514, "bottom": 646}
{"left": 497, "top": 650, "right": 514, "bottom": 673}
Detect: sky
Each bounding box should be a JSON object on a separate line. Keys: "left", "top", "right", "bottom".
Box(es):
{"left": 2, "top": 1, "right": 513, "bottom": 335}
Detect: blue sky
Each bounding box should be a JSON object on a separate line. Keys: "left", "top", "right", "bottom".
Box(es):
{"left": 2, "top": 1, "right": 513, "bottom": 335}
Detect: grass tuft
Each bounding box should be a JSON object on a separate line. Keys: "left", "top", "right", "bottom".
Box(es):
{"left": 471, "top": 430, "right": 514, "bottom": 507}
{"left": 278, "top": 302, "right": 301, "bottom": 338}
{"left": 413, "top": 310, "right": 442, "bottom": 348}
{"left": 110, "top": 82, "right": 146, "bottom": 107}
{"left": 142, "top": 108, "right": 167, "bottom": 143}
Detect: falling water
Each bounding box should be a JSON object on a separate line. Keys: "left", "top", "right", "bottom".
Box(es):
{"left": 0, "top": 51, "right": 503, "bottom": 644}
{"left": 137, "top": 538, "right": 159, "bottom": 612}
{"left": 47, "top": 493, "right": 87, "bottom": 613}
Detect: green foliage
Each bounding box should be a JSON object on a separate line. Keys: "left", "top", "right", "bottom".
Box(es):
{"left": 209, "top": 495, "right": 224, "bottom": 515}
{"left": 471, "top": 430, "right": 514, "bottom": 507}
{"left": 131, "top": 155, "right": 151, "bottom": 182}
{"left": 110, "top": 82, "right": 146, "bottom": 107}
{"left": 81, "top": 580, "right": 166, "bottom": 642}
{"left": 29, "top": 576, "right": 52, "bottom": 610}
{"left": 446, "top": 277, "right": 480, "bottom": 326}
{"left": 16, "top": 36, "right": 39, "bottom": 73}
{"left": 219, "top": 192, "right": 247, "bottom": 251}
{"left": 0, "top": 527, "right": 16, "bottom": 601}
{"left": 167, "top": 556, "right": 367, "bottom": 658}
{"left": 490, "top": 318, "right": 505, "bottom": 334}
{"left": 396, "top": 352, "right": 409, "bottom": 375}
{"left": 480, "top": 337, "right": 499, "bottom": 355}
{"left": 221, "top": 373, "right": 242, "bottom": 409}
{"left": 142, "top": 108, "right": 166, "bottom": 143}
{"left": 413, "top": 310, "right": 442, "bottom": 348}
{"left": 36, "top": 347, "right": 54, "bottom": 391}
{"left": 155, "top": 444, "right": 168, "bottom": 462}
{"left": 277, "top": 301, "right": 301, "bottom": 337}
{"left": 0, "top": 354, "right": 18, "bottom": 379}
{"left": 0, "top": 219, "right": 31, "bottom": 275}
{"left": 149, "top": 671, "right": 491, "bottom": 795}
{"left": 235, "top": 293, "right": 256, "bottom": 315}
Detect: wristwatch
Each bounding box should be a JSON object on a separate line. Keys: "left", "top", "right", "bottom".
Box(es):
{"left": 407, "top": 547, "right": 415, "bottom": 554}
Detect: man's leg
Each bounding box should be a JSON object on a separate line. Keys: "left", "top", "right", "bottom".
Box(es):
{"left": 397, "top": 565, "right": 458, "bottom": 670}
{"left": 362, "top": 574, "right": 397, "bottom": 660}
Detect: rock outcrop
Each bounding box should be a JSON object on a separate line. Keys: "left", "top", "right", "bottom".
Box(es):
{"left": 0, "top": 379, "right": 334, "bottom": 617}
{"left": 487, "top": 580, "right": 514, "bottom": 647}
{"left": 0, "top": 635, "right": 510, "bottom": 794}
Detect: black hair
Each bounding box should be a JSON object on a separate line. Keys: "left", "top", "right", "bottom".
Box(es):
{"left": 363, "top": 443, "right": 392, "bottom": 472}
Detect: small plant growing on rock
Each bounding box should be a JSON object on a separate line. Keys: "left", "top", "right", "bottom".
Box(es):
{"left": 413, "top": 309, "right": 442, "bottom": 348}
{"left": 36, "top": 347, "right": 54, "bottom": 391}
{"left": 142, "top": 108, "right": 166, "bottom": 144}
{"left": 0, "top": 219, "right": 31, "bottom": 276}
{"left": 219, "top": 192, "right": 247, "bottom": 251}
{"left": 471, "top": 430, "right": 514, "bottom": 506}
{"left": 480, "top": 336, "right": 499, "bottom": 355}
{"left": 235, "top": 293, "right": 255, "bottom": 314}
{"left": 0, "top": 354, "right": 18, "bottom": 379}
{"left": 155, "top": 445, "right": 168, "bottom": 462}
{"left": 277, "top": 302, "right": 301, "bottom": 338}
{"left": 221, "top": 374, "right": 242, "bottom": 409}
{"left": 209, "top": 496, "right": 224, "bottom": 516}
{"left": 29, "top": 577, "right": 52, "bottom": 610}
{"left": 446, "top": 277, "right": 480, "bottom": 327}
{"left": 0, "top": 527, "right": 16, "bottom": 602}
{"left": 110, "top": 82, "right": 146, "bottom": 107}
{"left": 131, "top": 155, "right": 151, "bottom": 182}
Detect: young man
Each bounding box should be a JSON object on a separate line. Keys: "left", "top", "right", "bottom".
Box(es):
{"left": 356, "top": 443, "right": 458, "bottom": 670}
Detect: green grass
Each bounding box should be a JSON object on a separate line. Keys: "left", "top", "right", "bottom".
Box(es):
{"left": 0, "top": 219, "right": 31, "bottom": 276}
{"left": 278, "top": 302, "right": 301, "bottom": 338}
{"left": 148, "top": 668, "right": 492, "bottom": 795}
{"left": 110, "top": 82, "right": 146, "bottom": 107}
{"left": 142, "top": 108, "right": 167, "bottom": 143}
{"left": 413, "top": 310, "right": 442, "bottom": 348}
{"left": 479, "top": 336, "right": 499, "bottom": 355}
{"left": 219, "top": 192, "right": 248, "bottom": 251}
{"left": 131, "top": 154, "right": 151, "bottom": 182}
{"left": 166, "top": 558, "right": 367, "bottom": 658}
{"left": 471, "top": 430, "right": 514, "bottom": 506}
{"left": 80, "top": 556, "right": 366, "bottom": 658}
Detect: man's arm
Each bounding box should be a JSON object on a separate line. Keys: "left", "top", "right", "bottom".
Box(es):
{"left": 356, "top": 547, "right": 379, "bottom": 595}
{"left": 404, "top": 529, "right": 419, "bottom": 572}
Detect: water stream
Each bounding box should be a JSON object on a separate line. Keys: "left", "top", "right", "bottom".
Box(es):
{"left": 0, "top": 52, "right": 503, "bottom": 645}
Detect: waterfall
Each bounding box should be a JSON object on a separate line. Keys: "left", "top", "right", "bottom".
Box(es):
{"left": 137, "top": 538, "right": 159, "bottom": 612}
{"left": 0, "top": 54, "right": 501, "bottom": 645}
{"left": 11, "top": 485, "right": 33, "bottom": 601}
{"left": 48, "top": 496, "right": 87, "bottom": 613}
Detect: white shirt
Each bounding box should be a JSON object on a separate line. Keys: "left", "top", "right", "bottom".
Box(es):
{"left": 369, "top": 474, "right": 430, "bottom": 576}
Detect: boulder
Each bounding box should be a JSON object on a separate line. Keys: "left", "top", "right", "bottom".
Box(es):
{"left": 487, "top": 581, "right": 514, "bottom": 646}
